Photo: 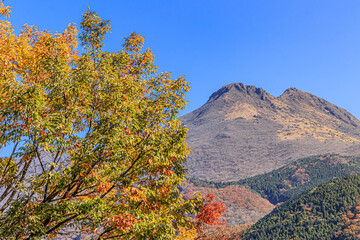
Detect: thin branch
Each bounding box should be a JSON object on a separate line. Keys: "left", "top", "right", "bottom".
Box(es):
{"left": 0, "top": 140, "right": 19, "bottom": 180}
{"left": 45, "top": 214, "right": 78, "bottom": 235}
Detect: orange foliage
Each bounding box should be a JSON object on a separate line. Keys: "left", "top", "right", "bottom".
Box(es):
{"left": 195, "top": 193, "right": 226, "bottom": 237}
{"left": 336, "top": 202, "right": 360, "bottom": 238}
{"left": 103, "top": 213, "right": 138, "bottom": 231}
{"left": 195, "top": 223, "right": 252, "bottom": 240}
{"left": 182, "top": 182, "right": 275, "bottom": 225}
{"left": 0, "top": 0, "right": 11, "bottom": 18}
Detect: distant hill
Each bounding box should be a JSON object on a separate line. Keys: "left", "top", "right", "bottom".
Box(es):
{"left": 243, "top": 175, "right": 360, "bottom": 239}
{"left": 187, "top": 153, "right": 360, "bottom": 224}
{"left": 191, "top": 153, "right": 360, "bottom": 204}
{"left": 181, "top": 83, "right": 360, "bottom": 181}
{"left": 235, "top": 153, "right": 360, "bottom": 205}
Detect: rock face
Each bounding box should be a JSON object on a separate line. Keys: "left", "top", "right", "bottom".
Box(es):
{"left": 181, "top": 83, "right": 360, "bottom": 182}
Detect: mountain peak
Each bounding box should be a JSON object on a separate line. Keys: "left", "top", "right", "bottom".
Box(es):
{"left": 282, "top": 87, "right": 300, "bottom": 94}
{"left": 181, "top": 82, "right": 360, "bottom": 181}
{"left": 278, "top": 87, "right": 360, "bottom": 127}
{"left": 279, "top": 87, "right": 311, "bottom": 99}
{"left": 207, "top": 82, "right": 273, "bottom": 103}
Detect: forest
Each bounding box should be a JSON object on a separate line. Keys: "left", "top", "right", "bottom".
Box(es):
{"left": 243, "top": 175, "right": 360, "bottom": 239}
{"left": 189, "top": 154, "right": 360, "bottom": 204}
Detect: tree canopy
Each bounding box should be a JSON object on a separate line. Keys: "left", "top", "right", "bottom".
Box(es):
{"left": 0, "top": 2, "right": 204, "bottom": 239}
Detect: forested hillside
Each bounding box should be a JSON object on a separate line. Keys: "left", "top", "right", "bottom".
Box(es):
{"left": 243, "top": 175, "right": 360, "bottom": 239}
{"left": 190, "top": 154, "right": 360, "bottom": 204}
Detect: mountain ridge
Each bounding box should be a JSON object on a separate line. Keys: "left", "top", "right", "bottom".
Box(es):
{"left": 197, "top": 82, "right": 359, "bottom": 127}
{"left": 181, "top": 83, "right": 360, "bottom": 182}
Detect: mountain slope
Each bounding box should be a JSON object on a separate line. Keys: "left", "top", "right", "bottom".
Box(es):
{"left": 181, "top": 83, "right": 360, "bottom": 182}
{"left": 190, "top": 153, "right": 360, "bottom": 204}
{"left": 243, "top": 175, "right": 360, "bottom": 239}
{"left": 187, "top": 153, "right": 360, "bottom": 225}
{"left": 180, "top": 182, "right": 275, "bottom": 225}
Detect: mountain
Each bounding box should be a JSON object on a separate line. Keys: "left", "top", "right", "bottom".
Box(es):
{"left": 243, "top": 175, "right": 360, "bottom": 239}
{"left": 181, "top": 83, "right": 360, "bottom": 182}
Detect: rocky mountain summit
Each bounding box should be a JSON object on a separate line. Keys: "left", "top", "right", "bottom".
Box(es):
{"left": 181, "top": 83, "right": 360, "bottom": 182}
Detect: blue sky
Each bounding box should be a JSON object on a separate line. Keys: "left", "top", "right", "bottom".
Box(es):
{"left": 6, "top": 0, "right": 360, "bottom": 117}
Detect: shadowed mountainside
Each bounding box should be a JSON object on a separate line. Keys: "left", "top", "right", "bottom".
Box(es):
{"left": 181, "top": 83, "right": 360, "bottom": 182}
{"left": 186, "top": 153, "right": 360, "bottom": 225}
{"left": 243, "top": 175, "right": 360, "bottom": 239}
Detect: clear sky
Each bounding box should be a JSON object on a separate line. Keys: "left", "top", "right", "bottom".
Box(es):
{"left": 5, "top": 0, "right": 360, "bottom": 117}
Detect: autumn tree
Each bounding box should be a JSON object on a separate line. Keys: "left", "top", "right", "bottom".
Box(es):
{"left": 194, "top": 193, "right": 227, "bottom": 240}
{"left": 0, "top": 2, "right": 203, "bottom": 239}
{"left": 335, "top": 202, "right": 360, "bottom": 239}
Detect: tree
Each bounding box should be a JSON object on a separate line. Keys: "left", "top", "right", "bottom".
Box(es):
{"left": 0, "top": 2, "right": 203, "bottom": 239}
{"left": 194, "top": 193, "right": 227, "bottom": 239}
